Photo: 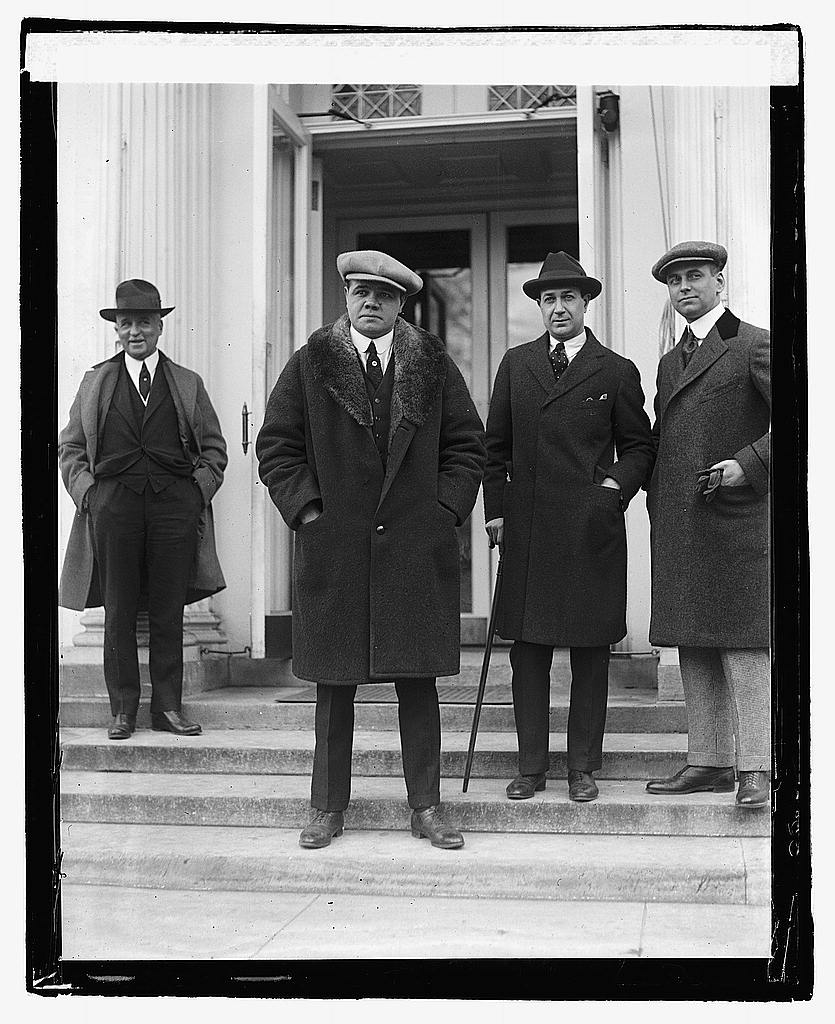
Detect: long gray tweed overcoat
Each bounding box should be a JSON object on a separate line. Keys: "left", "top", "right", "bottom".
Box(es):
{"left": 256, "top": 314, "right": 486, "bottom": 684}
{"left": 647, "top": 309, "right": 770, "bottom": 648}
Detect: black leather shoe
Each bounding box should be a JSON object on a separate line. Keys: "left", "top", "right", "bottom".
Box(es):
{"left": 410, "top": 806, "right": 464, "bottom": 849}
{"left": 299, "top": 811, "right": 344, "bottom": 849}
{"left": 646, "top": 764, "right": 735, "bottom": 794}
{"left": 568, "top": 770, "right": 599, "bottom": 802}
{"left": 107, "top": 714, "right": 135, "bottom": 740}
{"left": 736, "top": 770, "right": 769, "bottom": 807}
{"left": 506, "top": 773, "right": 547, "bottom": 800}
{"left": 151, "top": 710, "right": 202, "bottom": 736}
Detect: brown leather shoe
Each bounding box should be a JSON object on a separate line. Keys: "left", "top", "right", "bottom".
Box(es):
{"left": 646, "top": 764, "right": 735, "bottom": 794}
{"left": 506, "top": 773, "right": 547, "bottom": 800}
{"left": 151, "top": 710, "right": 202, "bottom": 736}
{"left": 736, "top": 770, "right": 769, "bottom": 807}
{"left": 299, "top": 810, "right": 345, "bottom": 849}
{"left": 107, "top": 714, "right": 135, "bottom": 740}
{"left": 568, "top": 770, "right": 599, "bottom": 802}
{"left": 410, "top": 806, "right": 464, "bottom": 849}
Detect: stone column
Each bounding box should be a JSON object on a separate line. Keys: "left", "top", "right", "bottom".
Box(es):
{"left": 61, "top": 83, "right": 228, "bottom": 685}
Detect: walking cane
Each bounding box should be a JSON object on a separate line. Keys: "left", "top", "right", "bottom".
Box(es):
{"left": 462, "top": 552, "right": 504, "bottom": 792}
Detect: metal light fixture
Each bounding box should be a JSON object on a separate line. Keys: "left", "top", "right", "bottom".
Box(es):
{"left": 597, "top": 91, "right": 620, "bottom": 133}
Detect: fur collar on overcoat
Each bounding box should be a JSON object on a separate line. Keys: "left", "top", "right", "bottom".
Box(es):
{"left": 307, "top": 313, "right": 447, "bottom": 447}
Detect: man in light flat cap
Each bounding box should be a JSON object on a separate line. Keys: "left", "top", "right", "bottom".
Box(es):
{"left": 257, "top": 250, "right": 485, "bottom": 850}
{"left": 483, "top": 252, "right": 654, "bottom": 802}
{"left": 59, "top": 279, "right": 227, "bottom": 739}
{"left": 645, "top": 242, "right": 771, "bottom": 807}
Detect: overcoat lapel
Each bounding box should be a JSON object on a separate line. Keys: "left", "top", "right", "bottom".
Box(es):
{"left": 84, "top": 354, "right": 122, "bottom": 466}
{"left": 523, "top": 333, "right": 558, "bottom": 396}
{"left": 309, "top": 314, "right": 446, "bottom": 506}
{"left": 540, "top": 330, "right": 607, "bottom": 408}
{"left": 662, "top": 310, "right": 738, "bottom": 416}
{"left": 161, "top": 354, "right": 199, "bottom": 449}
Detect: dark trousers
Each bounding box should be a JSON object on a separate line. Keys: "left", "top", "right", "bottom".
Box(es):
{"left": 311, "top": 678, "right": 441, "bottom": 811}
{"left": 510, "top": 641, "right": 610, "bottom": 774}
{"left": 88, "top": 476, "right": 203, "bottom": 718}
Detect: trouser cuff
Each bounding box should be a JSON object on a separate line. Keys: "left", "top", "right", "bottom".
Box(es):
{"left": 687, "top": 750, "right": 735, "bottom": 767}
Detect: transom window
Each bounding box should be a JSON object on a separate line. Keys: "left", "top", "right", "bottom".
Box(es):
{"left": 332, "top": 85, "right": 422, "bottom": 120}
{"left": 488, "top": 85, "right": 576, "bottom": 111}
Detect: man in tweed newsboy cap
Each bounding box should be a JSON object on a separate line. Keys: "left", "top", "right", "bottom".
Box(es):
{"left": 257, "top": 250, "right": 485, "bottom": 851}
{"left": 645, "top": 242, "right": 771, "bottom": 808}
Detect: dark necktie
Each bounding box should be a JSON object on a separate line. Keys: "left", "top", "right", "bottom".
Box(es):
{"left": 549, "top": 341, "right": 569, "bottom": 381}
{"left": 139, "top": 360, "right": 151, "bottom": 401}
{"left": 682, "top": 327, "right": 698, "bottom": 368}
{"left": 366, "top": 341, "right": 383, "bottom": 390}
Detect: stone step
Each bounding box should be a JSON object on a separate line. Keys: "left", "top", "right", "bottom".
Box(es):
{"left": 60, "top": 727, "right": 685, "bottom": 780}
{"left": 59, "top": 650, "right": 663, "bottom": 695}
{"left": 61, "top": 822, "right": 769, "bottom": 906}
{"left": 61, "top": 772, "right": 769, "bottom": 838}
{"left": 60, "top": 687, "right": 687, "bottom": 733}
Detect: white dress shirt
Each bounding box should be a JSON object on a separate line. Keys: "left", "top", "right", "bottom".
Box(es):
{"left": 687, "top": 302, "right": 726, "bottom": 344}
{"left": 350, "top": 326, "right": 394, "bottom": 374}
{"left": 549, "top": 328, "right": 587, "bottom": 363}
{"left": 124, "top": 347, "right": 159, "bottom": 405}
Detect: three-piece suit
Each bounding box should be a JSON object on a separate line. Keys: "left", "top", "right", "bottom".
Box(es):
{"left": 59, "top": 350, "right": 227, "bottom": 717}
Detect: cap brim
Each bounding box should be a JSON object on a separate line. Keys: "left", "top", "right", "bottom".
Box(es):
{"left": 100, "top": 306, "right": 175, "bottom": 322}
{"left": 653, "top": 255, "right": 725, "bottom": 282}
{"left": 343, "top": 272, "right": 410, "bottom": 295}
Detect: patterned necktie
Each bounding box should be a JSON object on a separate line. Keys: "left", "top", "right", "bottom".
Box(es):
{"left": 366, "top": 341, "right": 383, "bottom": 390}
{"left": 138, "top": 360, "right": 151, "bottom": 401}
{"left": 682, "top": 327, "right": 698, "bottom": 368}
{"left": 549, "top": 341, "right": 569, "bottom": 381}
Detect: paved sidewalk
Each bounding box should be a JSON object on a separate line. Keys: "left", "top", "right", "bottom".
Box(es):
{"left": 61, "top": 884, "right": 770, "bottom": 960}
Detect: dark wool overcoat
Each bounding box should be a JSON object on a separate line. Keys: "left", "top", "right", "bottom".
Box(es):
{"left": 647, "top": 309, "right": 770, "bottom": 648}
{"left": 256, "top": 313, "right": 486, "bottom": 685}
{"left": 58, "top": 350, "right": 228, "bottom": 611}
{"left": 483, "top": 330, "right": 654, "bottom": 647}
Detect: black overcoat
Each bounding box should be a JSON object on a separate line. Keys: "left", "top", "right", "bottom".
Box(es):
{"left": 483, "top": 331, "right": 654, "bottom": 646}
{"left": 256, "top": 314, "right": 486, "bottom": 685}
{"left": 647, "top": 309, "right": 770, "bottom": 648}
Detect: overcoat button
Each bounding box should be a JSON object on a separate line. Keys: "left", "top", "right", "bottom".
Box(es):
{"left": 376, "top": 524, "right": 385, "bottom": 534}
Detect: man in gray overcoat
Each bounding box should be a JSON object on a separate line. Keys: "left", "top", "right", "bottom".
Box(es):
{"left": 645, "top": 242, "right": 770, "bottom": 807}
{"left": 59, "top": 279, "right": 227, "bottom": 740}
{"left": 483, "top": 252, "right": 654, "bottom": 803}
{"left": 257, "top": 250, "right": 485, "bottom": 850}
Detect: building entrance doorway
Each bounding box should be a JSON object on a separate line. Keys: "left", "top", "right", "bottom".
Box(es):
{"left": 337, "top": 211, "right": 579, "bottom": 640}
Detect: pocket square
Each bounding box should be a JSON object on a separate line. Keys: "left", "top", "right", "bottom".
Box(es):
{"left": 598, "top": 393, "right": 608, "bottom": 401}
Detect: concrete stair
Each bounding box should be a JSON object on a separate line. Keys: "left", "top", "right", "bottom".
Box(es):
{"left": 62, "top": 823, "right": 769, "bottom": 905}
{"left": 59, "top": 662, "right": 769, "bottom": 907}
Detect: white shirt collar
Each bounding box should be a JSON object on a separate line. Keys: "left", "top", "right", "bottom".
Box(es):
{"left": 687, "top": 302, "right": 725, "bottom": 341}
{"left": 350, "top": 325, "right": 394, "bottom": 373}
{"left": 123, "top": 347, "right": 160, "bottom": 403}
{"left": 549, "top": 328, "right": 587, "bottom": 362}
{"left": 350, "top": 325, "right": 394, "bottom": 354}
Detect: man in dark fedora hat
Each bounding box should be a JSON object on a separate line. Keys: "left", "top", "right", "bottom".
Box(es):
{"left": 257, "top": 250, "right": 485, "bottom": 850}
{"left": 59, "top": 279, "right": 227, "bottom": 739}
{"left": 483, "top": 252, "right": 654, "bottom": 802}
{"left": 644, "top": 242, "right": 771, "bottom": 807}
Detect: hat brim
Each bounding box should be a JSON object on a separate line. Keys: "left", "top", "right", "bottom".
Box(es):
{"left": 522, "top": 276, "right": 602, "bottom": 300}
{"left": 100, "top": 306, "right": 175, "bottom": 322}
{"left": 343, "top": 272, "right": 416, "bottom": 296}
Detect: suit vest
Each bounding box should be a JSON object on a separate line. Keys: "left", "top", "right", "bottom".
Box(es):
{"left": 96, "top": 357, "right": 193, "bottom": 493}
{"left": 363, "top": 353, "right": 395, "bottom": 467}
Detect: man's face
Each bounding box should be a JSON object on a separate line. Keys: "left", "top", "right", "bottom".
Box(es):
{"left": 539, "top": 287, "right": 589, "bottom": 342}
{"left": 115, "top": 311, "right": 163, "bottom": 360}
{"left": 665, "top": 261, "right": 724, "bottom": 321}
{"left": 345, "top": 279, "right": 405, "bottom": 339}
